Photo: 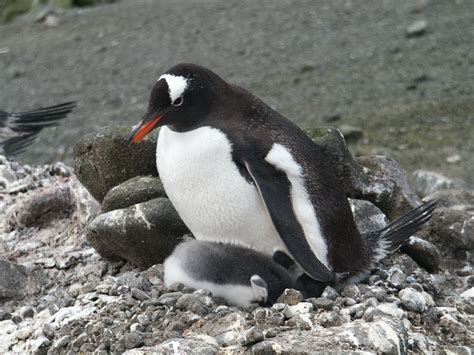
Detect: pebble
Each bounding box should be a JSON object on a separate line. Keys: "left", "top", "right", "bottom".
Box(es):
{"left": 316, "top": 311, "right": 343, "bottom": 328}
{"left": 399, "top": 288, "right": 427, "bottom": 313}
{"left": 117, "top": 285, "right": 130, "bottom": 295}
{"left": 240, "top": 326, "right": 264, "bottom": 346}
{"left": 321, "top": 286, "right": 339, "bottom": 300}
{"left": 12, "top": 314, "right": 23, "bottom": 324}
{"left": 283, "top": 302, "right": 313, "bottom": 319}
{"left": 276, "top": 289, "right": 304, "bottom": 305}
{"left": 123, "top": 332, "right": 144, "bottom": 349}
{"left": 131, "top": 288, "right": 150, "bottom": 301}
{"left": 406, "top": 20, "right": 427, "bottom": 37}
{"left": 312, "top": 297, "right": 334, "bottom": 310}
{"left": 158, "top": 292, "right": 182, "bottom": 306}
{"left": 342, "top": 284, "right": 361, "bottom": 300}
{"left": 20, "top": 306, "right": 35, "bottom": 318}
{"left": 42, "top": 323, "right": 56, "bottom": 340}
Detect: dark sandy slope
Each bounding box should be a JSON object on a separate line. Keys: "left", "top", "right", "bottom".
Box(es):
{"left": 0, "top": 0, "right": 473, "bottom": 184}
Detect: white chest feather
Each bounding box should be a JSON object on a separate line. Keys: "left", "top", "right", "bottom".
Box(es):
{"left": 156, "top": 126, "right": 283, "bottom": 254}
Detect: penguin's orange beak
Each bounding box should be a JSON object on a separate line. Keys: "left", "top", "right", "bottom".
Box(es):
{"left": 129, "top": 113, "right": 164, "bottom": 144}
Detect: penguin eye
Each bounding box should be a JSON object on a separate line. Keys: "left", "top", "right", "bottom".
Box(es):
{"left": 172, "top": 96, "right": 183, "bottom": 107}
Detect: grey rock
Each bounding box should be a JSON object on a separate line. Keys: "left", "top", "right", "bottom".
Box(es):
{"left": 341, "top": 284, "right": 361, "bottom": 300}
{"left": 131, "top": 288, "right": 150, "bottom": 301}
{"left": 388, "top": 266, "right": 407, "bottom": 289}
{"left": 102, "top": 176, "right": 166, "bottom": 213}
{"left": 42, "top": 323, "right": 56, "bottom": 340}
{"left": 176, "top": 291, "right": 212, "bottom": 316}
{"left": 158, "top": 292, "right": 183, "bottom": 307}
{"left": 137, "top": 335, "right": 219, "bottom": 354}
{"left": 0, "top": 258, "right": 40, "bottom": 300}
{"left": 12, "top": 314, "right": 22, "bottom": 323}
{"left": 87, "top": 198, "right": 189, "bottom": 267}
{"left": 355, "top": 155, "right": 421, "bottom": 220}
{"left": 412, "top": 170, "right": 463, "bottom": 198}
{"left": 240, "top": 326, "right": 264, "bottom": 346}
{"left": 311, "top": 297, "right": 334, "bottom": 310}
{"left": 123, "top": 332, "right": 144, "bottom": 349}
{"left": 406, "top": 19, "right": 427, "bottom": 37}
{"left": 349, "top": 199, "right": 389, "bottom": 234}
{"left": 7, "top": 184, "right": 73, "bottom": 229}
{"left": 19, "top": 306, "right": 35, "bottom": 318}
{"left": 283, "top": 302, "right": 313, "bottom": 319}
{"left": 424, "top": 207, "right": 474, "bottom": 251}
{"left": 316, "top": 311, "right": 343, "bottom": 327}
{"left": 276, "top": 288, "right": 304, "bottom": 305}
{"left": 286, "top": 314, "right": 313, "bottom": 330}
{"left": 401, "top": 236, "right": 440, "bottom": 272}
{"left": 321, "top": 286, "right": 339, "bottom": 300}
{"left": 425, "top": 189, "right": 474, "bottom": 212}
{"left": 74, "top": 126, "right": 158, "bottom": 202}
{"left": 399, "top": 287, "right": 427, "bottom": 312}
{"left": 339, "top": 318, "right": 407, "bottom": 353}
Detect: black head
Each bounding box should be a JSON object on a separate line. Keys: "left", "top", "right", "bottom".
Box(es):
{"left": 129, "top": 63, "right": 230, "bottom": 143}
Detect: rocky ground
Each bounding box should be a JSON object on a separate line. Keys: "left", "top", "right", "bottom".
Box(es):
{"left": 1, "top": 127, "right": 473, "bottom": 354}
{"left": 0, "top": 0, "right": 473, "bottom": 186}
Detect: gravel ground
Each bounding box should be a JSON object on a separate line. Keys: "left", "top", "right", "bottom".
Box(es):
{"left": 0, "top": 0, "right": 473, "bottom": 184}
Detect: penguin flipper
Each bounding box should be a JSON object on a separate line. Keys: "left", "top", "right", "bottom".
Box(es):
{"left": 244, "top": 160, "right": 335, "bottom": 283}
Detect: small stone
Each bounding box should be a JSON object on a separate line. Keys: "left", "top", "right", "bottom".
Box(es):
{"left": 276, "top": 288, "right": 304, "bottom": 305}
{"left": 15, "top": 326, "right": 33, "bottom": 340}
{"left": 341, "top": 284, "right": 361, "bottom": 300}
{"left": 283, "top": 302, "right": 313, "bottom": 319}
{"left": 406, "top": 20, "right": 427, "bottom": 38}
{"left": 271, "top": 303, "right": 286, "bottom": 312}
{"left": 117, "top": 285, "right": 130, "bottom": 295}
{"left": 321, "top": 286, "right": 339, "bottom": 300}
{"left": 376, "top": 303, "right": 406, "bottom": 319}
{"left": 12, "top": 314, "right": 22, "bottom": 324}
{"left": 158, "top": 292, "right": 182, "bottom": 306}
{"left": 312, "top": 297, "right": 334, "bottom": 310}
{"left": 131, "top": 288, "right": 150, "bottom": 301}
{"left": 388, "top": 267, "right": 406, "bottom": 288}
{"left": 176, "top": 293, "right": 211, "bottom": 316}
{"left": 316, "top": 311, "right": 343, "bottom": 327}
{"left": 401, "top": 236, "right": 440, "bottom": 273}
{"left": 137, "top": 314, "right": 150, "bottom": 326}
{"left": 130, "top": 323, "right": 145, "bottom": 333}
{"left": 123, "top": 332, "right": 144, "bottom": 349}
{"left": 240, "top": 326, "right": 264, "bottom": 346}
{"left": 399, "top": 288, "right": 427, "bottom": 313}
{"left": 20, "top": 306, "right": 35, "bottom": 318}
{"left": 446, "top": 154, "right": 461, "bottom": 164}
{"left": 96, "top": 283, "right": 113, "bottom": 294}
{"left": 412, "top": 170, "right": 461, "bottom": 198}
{"left": 286, "top": 314, "right": 313, "bottom": 330}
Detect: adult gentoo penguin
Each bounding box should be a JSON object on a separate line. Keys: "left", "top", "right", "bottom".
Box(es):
{"left": 164, "top": 240, "right": 303, "bottom": 307}
{"left": 129, "top": 63, "right": 435, "bottom": 287}
{"left": 0, "top": 102, "right": 76, "bottom": 156}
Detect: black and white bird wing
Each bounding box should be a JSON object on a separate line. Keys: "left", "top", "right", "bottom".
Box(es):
{"left": 0, "top": 102, "right": 76, "bottom": 136}
{"left": 0, "top": 102, "right": 76, "bottom": 155}
{"left": 244, "top": 158, "right": 335, "bottom": 283}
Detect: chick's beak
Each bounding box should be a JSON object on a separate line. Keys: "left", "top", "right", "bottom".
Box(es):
{"left": 129, "top": 113, "right": 164, "bottom": 144}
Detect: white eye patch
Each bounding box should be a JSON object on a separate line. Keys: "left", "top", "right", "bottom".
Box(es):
{"left": 159, "top": 74, "right": 189, "bottom": 103}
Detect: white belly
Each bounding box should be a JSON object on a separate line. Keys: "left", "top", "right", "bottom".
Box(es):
{"left": 156, "top": 126, "right": 285, "bottom": 256}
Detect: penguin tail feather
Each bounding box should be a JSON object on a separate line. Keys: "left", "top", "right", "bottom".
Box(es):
{"left": 367, "top": 200, "right": 438, "bottom": 268}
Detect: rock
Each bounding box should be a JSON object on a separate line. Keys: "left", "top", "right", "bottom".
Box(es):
{"left": 412, "top": 170, "right": 463, "bottom": 198}
{"left": 316, "top": 311, "right": 343, "bottom": 327}
{"left": 74, "top": 126, "right": 158, "bottom": 202}
{"left": 375, "top": 303, "right": 405, "bottom": 320}
{"left": 311, "top": 297, "right": 334, "bottom": 310}
{"left": 424, "top": 207, "right": 474, "bottom": 251}
{"left": 240, "top": 326, "right": 264, "bottom": 346}
{"left": 401, "top": 236, "right": 440, "bottom": 272}
{"left": 131, "top": 288, "right": 150, "bottom": 301}
{"left": 135, "top": 335, "right": 219, "bottom": 354}
{"left": 101, "top": 176, "right": 166, "bottom": 212}
{"left": 341, "top": 284, "right": 361, "bottom": 300}
{"left": 123, "top": 332, "right": 144, "bottom": 350}
{"left": 283, "top": 302, "right": 313, "bottom": 319}
{"left": 388, "top": 266, "right": 406, "bottom": 289}
{"left": 68, "top": 176, "right": 101, "bottom": 226}
{"left": 0, "top": 258, "right": 40, "bottom": 300}
{"left": 339, "top": 318, "right": 407, "bottom": 353}
{"left": 87, "top": 198, "right": 189, "bottom": 267}
{"left": 460, "top": 287, "right": 474, "bottom": 301}
{"left": 349, "top": 199, "right": 389, "bottom": 234}
{"left": 7, "top": 184, "right": 73, "bottom": 229}
{"left": 176, "top": 292, "right": 212, "bottom": 316}
{"left": 321, "top": 286, "right": 339, "bottom": 300}
{"left": 425, "top": 189, "right": 474, "bottom": 212}
{"left": 399, "top": 288, "right": 427, "bottom": 312}
{"left": 406, "top": 20, "right": 427, "bottom": 38}
{"left": 355, "top": 155, "right": 421, "bottom": 219}
{"left": 276, "top": 289, "right": 304, "bottom": 305}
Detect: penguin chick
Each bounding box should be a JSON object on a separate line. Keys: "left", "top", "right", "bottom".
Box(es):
{"left": 163, "top": 240, "right": 304, "bottom": 307}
